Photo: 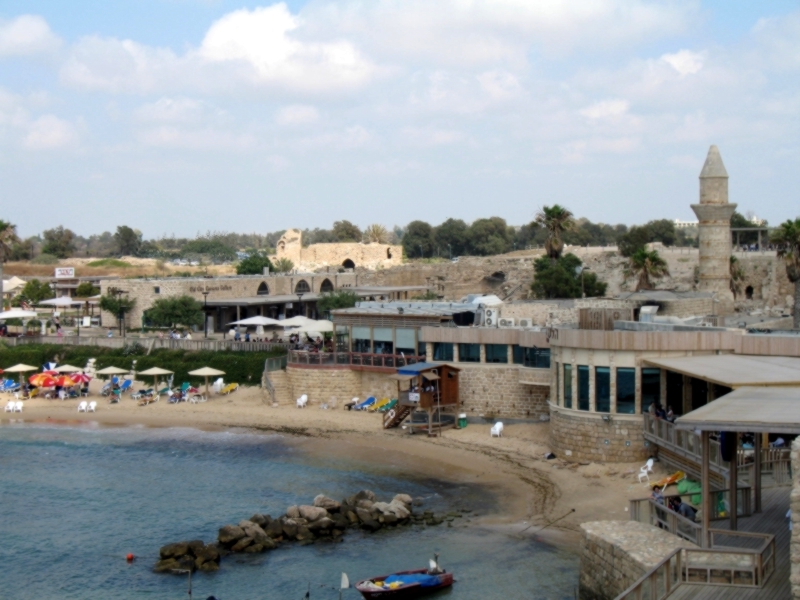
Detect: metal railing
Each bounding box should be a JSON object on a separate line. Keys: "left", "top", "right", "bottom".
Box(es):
{"left": 12, "top": 335, "right": 291, "bottom": 353}
{"left": 288, "top": 351, "right": 425, "bottom": 369}
{"left": 262, "top": 358, "right": 276, "bottom": 404}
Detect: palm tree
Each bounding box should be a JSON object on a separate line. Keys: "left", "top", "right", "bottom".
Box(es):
{"left": 771, "top": 218, "right": 800, "bottom": 329}
{"left": 363, "top": 224, "right": 389, "bottom": 244}
{"left": 535, "top": 205, "right": 574, "bottom": 259}
{"left": 0, "top": 220, "right": 19, "bottom": 310}
{"left": 626, "top": 248, "right": 670, "bottom": 291}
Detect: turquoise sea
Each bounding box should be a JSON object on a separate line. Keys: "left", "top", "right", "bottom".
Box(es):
{"left": 0, "top": 423, "right": 578, "bottom": 599}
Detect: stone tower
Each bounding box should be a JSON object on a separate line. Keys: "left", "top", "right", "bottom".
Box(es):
{"left": 691, "top": 145, "right": 736, "bottom": 314}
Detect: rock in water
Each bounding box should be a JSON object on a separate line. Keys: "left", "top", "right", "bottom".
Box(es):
{"left": 299, "top": 505, "right": 328, "bottom": 522}
{"left": 360, "top": 519, "right": 382, "bottom": 532}
{"left": 154, "top": 558, "right": 179, "bottom": 573}
{"left": 231, "top": 537, "right": 254, "bottom": 552}
{"left": 250, "top": 514, "right": 269, "bottom": 526}
{"left": 307, "top": 517, "right": 335, "bottom": 532}
{"left": 393, "top": 494, "right": 413, "bottom": 507}
{"left": 218, "top": 525, "right": 245, "bottom": 545}
{"left": 159, "top": 542, "right": 189, "bottom": 560}
{"left": 282, "top": 519, "right": 298, "bottom": 539}
{"left": 313, "top": 495, "right": 341, "bottom": 512}
{"left": 199, "top": 561, "right": 219, "bottom": 572}
{"left": 285, "top": 505, "right": 300, "bottom": 519}
{"left": 350, "top": 490, "right": 376, "bottom": 505}
{"left": 266, "top": 519, "right": 284, "bottom": 539}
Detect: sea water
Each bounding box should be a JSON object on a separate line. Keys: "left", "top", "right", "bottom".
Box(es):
{"left": 0, "top": 423, "right": 578, "bottom": 599}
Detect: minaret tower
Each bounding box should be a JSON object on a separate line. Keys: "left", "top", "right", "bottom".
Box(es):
{"left": 691, "top": 145, "right": 736, "bottom": 314}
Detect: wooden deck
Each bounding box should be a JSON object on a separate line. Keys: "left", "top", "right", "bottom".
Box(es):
{"left": 668, "top": 486, "right": 791, "bottom": 599}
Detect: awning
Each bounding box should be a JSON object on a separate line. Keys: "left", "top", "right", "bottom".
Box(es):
{"left": 642, "top": 355, "right": 800, "bottom": 388}
{"left": 675, "top": 386, "right": 800, "bottom": 434}
{"left": 422, "top": 372, "right": 440, "bottom": 381}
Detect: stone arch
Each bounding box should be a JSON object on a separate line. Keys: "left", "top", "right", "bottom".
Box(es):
{"left": 295, "top": 280, "right": 311, "bottom": 294}
{"left": 257, "top": 282, "right": 270, "bottom": 296}
{"left": 277, "top": 240, "right": 285, "bottom": 252}
{"left": 387, "top": 248, "right": 392, "bottom": 259}
{"left": 342, "top": 259, "right": 356, "bottom": 270}
{"left": 745, "top": 285, "right": 754, "bottom": 300}
{"left": 320, "top": 278, "right": 334, "bottom": 293}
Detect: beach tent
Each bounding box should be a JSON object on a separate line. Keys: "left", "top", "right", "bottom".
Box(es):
{"left": 188, "top": 366, "right": 226, "bottom": 397}
{"left": 3, "top": 363, "right": 38, "bottom": 386}
{"left": 138, "top": 367, "right": 174, "bottom": 390}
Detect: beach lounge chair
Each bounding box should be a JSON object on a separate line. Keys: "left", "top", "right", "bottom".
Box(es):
{"left": 378, "top": 399, "right": 398, "bottom": 413}
{"left": 490, "top": 422, "right": 504, "bottom": 437}
{"left": 189, "top": 393, "right": 207, "bottom": 404}
{"left": 220, "top": 383, "right": 239, "bottom": 395}
{"left": 131, "top": 388, "right": 151, "bottom": 400}
{"left": 181, "top": 382, "right": 191, "bottom": 394}
{"left": 368, "top": 397, "right": 391, "bottom": 412}
{"left": 638, "top": 458, "right": 655, "bottom": 484}
{"left": 354, "top": 396, "right": 376, "bottom": 411}
{"left": 78, "top": 401, "right": 88, "bottom": 412}
{"left": 88, "top": 401, "right": 97, "bottom": 412}
{"left": 296, "top": 394, "right": 308, "bottom": 408}
{"left": 344, "top": 397, "right": 359, "bottom": 410}
{"left": 212, "top": 378, "right": 224, "bottom": 393}
{"left": 4, "top": 401, "right": 14, "bottom": 412}
{"left": 119, "top": 380, "right": 132, "bottom": 394}
{"left": 14, "top": 401, "right": 23, "bottom": 412}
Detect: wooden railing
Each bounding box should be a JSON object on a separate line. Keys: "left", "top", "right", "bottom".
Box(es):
{"left": 288, "top": 351, "right": 425, "bottom": 370}
{"left": 616, "top": 548, "right": 683, "bottom": 600}
{"left": 13, "top": 335, "right": 291, "bottom": 354}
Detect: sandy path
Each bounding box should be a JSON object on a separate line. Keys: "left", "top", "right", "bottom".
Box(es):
{"left": 1, "top": 383, "right": 669, "bottom": 549}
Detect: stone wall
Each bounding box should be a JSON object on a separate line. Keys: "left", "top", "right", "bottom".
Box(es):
{"left": 274, "top": 228, "right": 402, "bottom": 271}
{"left": 285, "top": 366, "right": 360, "bottom": 406}
{"left": 549, "top": 405, "right": 649, "bottom": 463}
{"left": 458, "top": 364, "right": 550, "bottom": 419}
{"left": 791, "top": 437, "right": 800, "bottom": 600}
{"left": 579, "top": 521, "right": 697, "bottom": 600}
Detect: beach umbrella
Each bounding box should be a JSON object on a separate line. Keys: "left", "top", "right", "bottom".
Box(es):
{"left": 29, "top": 374, "right": 57, "bottom": 388}
{"left": 71, "top": 373, "right": 92, "bottom": 385}
{"left": 227, "top": 316, "right": 283, "bottom": 327}
{"left": 42, "top": 370, "right": 59, "bottom": 376}
{"left": 288, "top": 319, "right": 334, "bottom": 334}
{"left": 37, "top": 297, "right": 82, "bottom": 307}
{"left": 0, "top": 309, "right": 37, "bottom": 319}
{"left": 4, "top": 363, "right": 37, "bottom": 387}
{"left": 95, "top": 366, "right": 129, "bottom": 376}
{"left": 55, "top": 364, "right": 82, "bottom": 373}
{"left": 280, "top": 315, "right": 318, "bottom": 328}
{"left": 188, "top": 366, "right": 226, "bottom": 397}
{"left": 138, "top": 367, "right": 174, "bottom": 390}
{"left": 54, "top": 375, "right": 76, "bottom": 387}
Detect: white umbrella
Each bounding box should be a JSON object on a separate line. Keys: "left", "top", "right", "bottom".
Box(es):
{"left": 139, "top": 367, "right": 174, "bottom": 391}
{"left": 0, "top": 310, "right": 37, "bottom": 320}
{"left": 288, "top": 320, "right": 333, "bottom": 333}
{"left": 38, "top": 297, "right": 82, "bottom": 307}
{"left": 280, "top": 315, "right": 318, "bottom": 327}
{"left": 188, "top": 366, "right": 226, "bottom": 397}
{"left": 55, "top": 364, "right": 82, "bottom": 373}
{"left": 3, "top": 363, "right": 37, "bottom": 386}
{"left": 228, "top": 316, "right": 283, "bottom": 327}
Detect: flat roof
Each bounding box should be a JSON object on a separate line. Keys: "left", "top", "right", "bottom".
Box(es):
{"left": 675, "top": 386, "right": 800, "bottom": 434}
{"left": 205, "top": 293, "right": 324, "bottom": 306}
{"left": 350, "top": 286, "right": 430, "bottom": 293}
{"left": 333, "top": 301, "right": 477, "bottom": 318}
{"left": 642, "top": 355, "right": 800, "bottom": 388}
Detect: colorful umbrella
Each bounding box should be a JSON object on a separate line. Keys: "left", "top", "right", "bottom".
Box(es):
{"left": 29, "top": 374, "right": 57, "bottom": 387}
{"left": 54, "top": 375, "right": 76, "bottom": 387}
{"left": 71, "top": 373, "right": 92, "bottom": 384}
{"left": 42, "top": 370, "right": 59, "bottom": 376}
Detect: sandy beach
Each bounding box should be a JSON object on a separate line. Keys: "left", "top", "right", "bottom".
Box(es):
{"left": 1, "top": 381, "right": 669, "bottom": 549}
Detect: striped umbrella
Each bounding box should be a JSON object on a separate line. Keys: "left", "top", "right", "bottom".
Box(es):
{"left": 71, "top": 374, "right": 92, "bottom": 384}
{"left": 42, "top": 370, "right": 59, "bottom": 376}
{"left": 54, "top": 375, "right": 76, "bottom": 387}
{"left": 29, "top": 374, "right": 57, "bottom": 387}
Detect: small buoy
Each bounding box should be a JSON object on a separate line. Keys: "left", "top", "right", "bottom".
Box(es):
{"left": 126, "top": 553, "right": 135, "bottom": 562}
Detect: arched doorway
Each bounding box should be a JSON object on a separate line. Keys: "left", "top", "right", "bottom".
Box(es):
{"left": 745, "top": 285, "right": 754, "bottom": 300}
{"left": 257, "top": 282, "right": 269, "bottom": 296}
{"left": 386, "top": 248, "right": 392, "bottom": 259}
{"left": 342, "top": 259, "right": 355, "bottom": 270}
{"left": 320, "top": 279, "right": 334, "bottom": 293}
{"left": 295, "top": 280, "right": 311, "bottom": 294}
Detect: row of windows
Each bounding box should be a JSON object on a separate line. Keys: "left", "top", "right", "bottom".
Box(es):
{"left": 560, "top": 364, "right": 660, "bottom": 414}
{"left": 433, "top": 343, "right": 550, "bottom": 368}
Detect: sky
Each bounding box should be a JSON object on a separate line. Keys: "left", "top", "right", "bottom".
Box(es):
{"left": 1, "top": 0, "right": 798, "bottom": 239}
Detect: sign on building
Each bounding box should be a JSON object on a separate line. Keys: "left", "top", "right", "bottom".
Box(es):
{"left": 54, "top": 267, "right": 75, "bottom": 279}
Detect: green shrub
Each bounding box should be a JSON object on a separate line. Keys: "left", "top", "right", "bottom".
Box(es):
{"left": 32, "top": 253, "right": 59, "bottom": 265}
{"left": 87, "top": 258, "right": 131, "bottom": 268}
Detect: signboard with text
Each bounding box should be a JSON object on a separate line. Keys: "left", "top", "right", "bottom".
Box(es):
{"left": 54, "top": 267, "right": 75, "bottom": 279}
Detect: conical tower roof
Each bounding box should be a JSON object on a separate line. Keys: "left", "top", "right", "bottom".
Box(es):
{"left": 699, "top": 145, "right": 728, "bottom": 178}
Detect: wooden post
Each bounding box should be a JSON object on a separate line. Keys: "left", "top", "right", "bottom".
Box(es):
{"left": 701, "top": 430, "right": 710, "bottom": 548}
{"left": 682, "top": 375, "right": 692, "bottom": 415}
{"left": 730, "top": 433, "right": 738, "bottom": 531}
{"left": 754, "top": 433, "right": 762, "bottom": 513}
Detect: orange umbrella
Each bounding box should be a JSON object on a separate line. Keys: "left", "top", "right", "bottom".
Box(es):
{"left": 29, "top": 374, "right": 57, "bottom": 387}
{"left": 42, "top": 370, "right": 59, "bottom": 376}
{"left": 54, "top": 375, "right": 76, "bottom": 387}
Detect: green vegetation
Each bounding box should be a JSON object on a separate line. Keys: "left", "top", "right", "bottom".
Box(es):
{"left": 41, "top": 226, "right": 76, "bottom": 258}
{"left": 363, "top": 224, "right": 389, "bottom": 244}
{"left": 31, "top": 253, "right": 59, "bottom": 265}
{"left": 99, "top": 292, "right": 137, "bottom": 335}
{"left": 530, "top": 253, "right": 607, "bottom": 299}
{"left": 0, "top": 344, "right": 286, "bottom": 387}
{"left": 87, "top": 258, "right": 132, "bottom": 268}
{"left": 181, "top": 238, "right": 237, "bottom": 262}
{"left": 317, "top": 290, "right": 359, "bottom": 315}
{"left": 236, "top": 250, "right": 273, "bottom": 275}
{"left": 114, "top": 225, "right": 142, "bottom": 256}
{"left": 14, "top": 279, "right": 54, "bottom": 304}
{"left": 273, "top": 257, "right": 294, "bottom": 273}
{"left": 0, "top": 220, "right": 18, "bottom": 309}
{"left": 144, "top": 295, "right": 204, "bottom": 329}
{"left": 625, "top": 249, "right": 670, "bottom": 291}
{"left": 771, "top": 218, "right": 800, "bottom": 329}
{"left": 75, "top": 282, "right": 101, "bottom": 297}
{"left": 332, "top": 220, "right": 362, "bottom": 242}
{"left": 535, "top": 204, "right": 575, "bottom": 260}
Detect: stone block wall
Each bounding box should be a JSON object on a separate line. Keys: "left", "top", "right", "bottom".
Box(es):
{"left": 579, "top": 521, "right": 697, "bottom": 600}
{"left": 285, "top": 366, "right": 360, "bottom": 406}
{"left": 458, "top": 365, "right": 549, "bottom": 418}
{"left": 549, "top": 405, "right": 649, "bottom": 463}
{"left": 791, "top": 437, "right": 800, "bottom": 599}
{"left": 274, "top": 228, "right": 402, "bottom": 271}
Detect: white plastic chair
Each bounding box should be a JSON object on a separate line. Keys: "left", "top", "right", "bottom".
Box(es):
{"left": 78, "top": 401, "right": 88, "bottom": 412}
{"left": 4, "top": 401, "right": 14, "bottom": 412}
{"left": 14, "top": 401, "right": 23, "bottom": 412}
{"left": 638, "top": 458, "right": 655, "bottom": 483}
{"left": 296, "top": 394, "right": 308, "bottom": 408}
{"left": 490, "top": 422, "right": 504, "bottom": 437}
{"left": 212, "top": 378, "right": 224, "bottom": 393}
{"left": 88, "top": 401, "right": 97, "bottom": 412}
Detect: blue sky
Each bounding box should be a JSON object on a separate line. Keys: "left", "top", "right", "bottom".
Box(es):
{"left": 1, "top": 0, "right": 798, "bottom": 238}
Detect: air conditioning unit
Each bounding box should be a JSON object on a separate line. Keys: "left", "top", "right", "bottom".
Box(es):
{"left": 498, "top": 318, "right": 516, "bottom": 328}
{"left": 484, "top": 308, "right": 498, "bottom": 327}
{"left": 518, "top": 318, "right": 533, "bottom": 328}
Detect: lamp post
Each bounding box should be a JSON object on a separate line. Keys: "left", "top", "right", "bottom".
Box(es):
{"left": 296, "top": 292, "right": 305, "bottom": 318}
{"left": 202, "top": 289, "right": 209, "bottom": 338}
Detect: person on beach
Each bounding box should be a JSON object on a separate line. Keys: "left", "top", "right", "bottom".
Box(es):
{"left": 651, "top": 485, "right": 664, "bottom": 505}
{"left": 669, "top": 496, "right": 696, "bottom": 521}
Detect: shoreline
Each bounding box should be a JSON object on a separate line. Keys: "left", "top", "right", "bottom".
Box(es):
{"left": 2, "top": 384, "right": 651, "bottom": 550}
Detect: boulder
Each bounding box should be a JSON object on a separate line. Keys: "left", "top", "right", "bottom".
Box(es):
{"left": 286, "top": 505, "right": 300, "bottom": 519}
{"left": 333, "top": 514, "right": 351, "bottom": 530}
{"left": 186, "top": 540, "right": 205, "bottom": 556}
{"left": 231, "top": 536, "right": 254, "bottom": 552}
{"left": 295, "top": 526, "right": 314, "bottom": 541}
{"left": 388, "top": 501, "right": 411, "bottom": 520}
{"left": 307, "top": 517, "right": 335, "bottom": 532}
{"left": 313, "top": 495, "right": 341, "bottom": 512}
{"left": 199, "top": 561, "right": 219, "bottom": 572}
{"left": 266, "top": 519, "right": 285, "bottom": 539}
{"left": 193, "top": 545, "right": 220, "bottom": 567}
{"left": 244, "top": 544, "right": 264, "bottom": 553}
{"left": 159, "top": 542, "right": 189, "bottom": 560}
{"left": 238, "top": 520, "right": 256, "bottom": 529}
{"left": 346, "top": 510, "right": 358, "bottom": 525}
{"left": 250, "top": 514, "right": 270, "bottom": 527}
{"left": 350, "top": 490, "right": 377, "bottom": 504}
{"left": 360, "top": 519, "right": 382, "bottom": 532}
{"left": 176, "top": 556, "right": 197, "bottom": 572}
{"left": 154, "top": 558, "right": 179, "bottom": 573}
{"left": 299, "top": 505, "right": 328, "bottom": 522}
{"left": 382, "top": 513, "right": 398, "bottom": 526}
{"left": 356, "top": 507, "right": 373, "bottom": 523}
{"left": 356, "top": 499, "right": 374, "bottom": 510}
{"left": 282, "top": 519, "right": 298, "bottom": 539}
{"left": 393, "top": 494, "right": 413, "bottom": 507}
{"left": 218, "top": 525, "right": 245, "bottom": 545}
{"left": 244, "top": 524, "right": 270, "bottom": 546}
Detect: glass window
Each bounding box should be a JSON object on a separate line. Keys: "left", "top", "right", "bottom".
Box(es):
{"left": 396, "top": 328, "right": 416, "bottom": 354}
{"left": 577, "top": 365, "right": 590, "bottom": 411}
{"left": 512, "top": 345, "right": 524, "bottom": 364}
{"left": 513, "top": 347, "right": 551, "bottom": 368}
{"left": 666, "top": 371, "right": 684, "bottom": 416}
{"left": 418, "top": 341, "right": 427, "bottom": 357}
{"left": 351, "top": 326, "right": 370, "bottom": 353}
{"left": 595, "top": 367, "right": 610, "bottom": 413}
{"left": 563, "top": 364, "right": 572, "bottom": 409}
{"left": 642, "top": 368, "right": 661, "bottom": 413}
{"left": 335, "top": 326, "right": 349, "bottom": 352}
{"left": 372, "top": 327, "right": 393, "bottom": 355}
{"left": 616, "top": 368, "right": 635, "bottom": 414}
{"left": 554, "top": 362, "right": 560, "bottom": 406}
{"left": 433, "top": 343, "right": 453, "bottom": 361}
{"left": 485, "top": 344, "right": 508, "bottom": 363}
{"left": 458, "top": 343, "right": 480, "bottom": 362}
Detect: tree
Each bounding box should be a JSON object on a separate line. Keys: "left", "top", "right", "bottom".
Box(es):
{"left": 273, "top": 257, "right": 294, "bottom": 273}
{"left": 181, "top": 238, "right": 237, "bottom": 262}
{"left": 646, "top": 219, "right": 677, "bottom": 246}
{"left": 332, "top": 220, "right": 362, "bottom": 242}
{"left": 236, "top": 250, "right": 274, "bottom": 275}
{"left": 9, "top": 237, "right": 35, "bottom": 261}
{"left": 771, "top": 218, "right": 800, "bottom": 329}
{"left": 467, "top": 217, "right": 512, "bottom": 256}
{"left": 729, "top": 256, "right": 745, "bottom": 298}
{"left": 535, "top": 205, "right": 575, "bottom": 260}
{"left": 17, "top": 279, "right": 54, "bottom": 304}
{"left": 0, "top": 220, "right": 19, "bottom": 308}
{"left": 75, "top": 282, "right": 100, "bottom": 297}
{"left": 434, "top": 218, "right": 469, "bottom": 258}
{"left": 146, "top": 295, "right": 204, "bottom": 329}
{"left": 363, "top": 224, "right": 389, "bottom": 244}
{"left": 617, "top": 225, "right": 652, "bottom": 258}
{"left": 625, "top": 248, "right": 670, "bottom": 291}
{"left": 731, "top": 212, "right": 767, "bottom": 246}
{"left": 114, "top": 226, "right": 142, "bottom": 256}
{"left": 402, "top": 220, "right": 434, "bottom": 258}
{"left": 99, "top": 292, "right": 137, "bottom": 336}
{"left": 531, "top": 253, "right": 607, "bottom": 299}
{"left": 41, "top": 226, "right": 76, "bottom": 258}
{"left": 317, "top": 290, "right": 359, "bottom": 315}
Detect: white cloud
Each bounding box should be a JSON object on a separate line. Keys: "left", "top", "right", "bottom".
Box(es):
{"left": 0, "top": 15, "right": 61, "bottom": 58}
{"left": 402, "top": 127, "right": 465, "bottom": 147}
{"left": 135, "top": 126, "right": 255, "bottom": 151}
{"left": 580, "top": 99, "right": 630, "bottom": 120}
{"left": 134, "top": 98, "right": 224, "bottom": 123}
{"left": 275, "top": 105, "right": 320, "bottom": 126}
{"left": 661, "top": 50, "right": 705, "bottom": 76}
{"left": 23, "top": 115, "right": 79, "bottom": 150}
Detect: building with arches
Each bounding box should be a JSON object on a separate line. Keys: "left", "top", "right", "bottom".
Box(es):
{"left": 273, "top": 229, "right": 402, "bottom": 271}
